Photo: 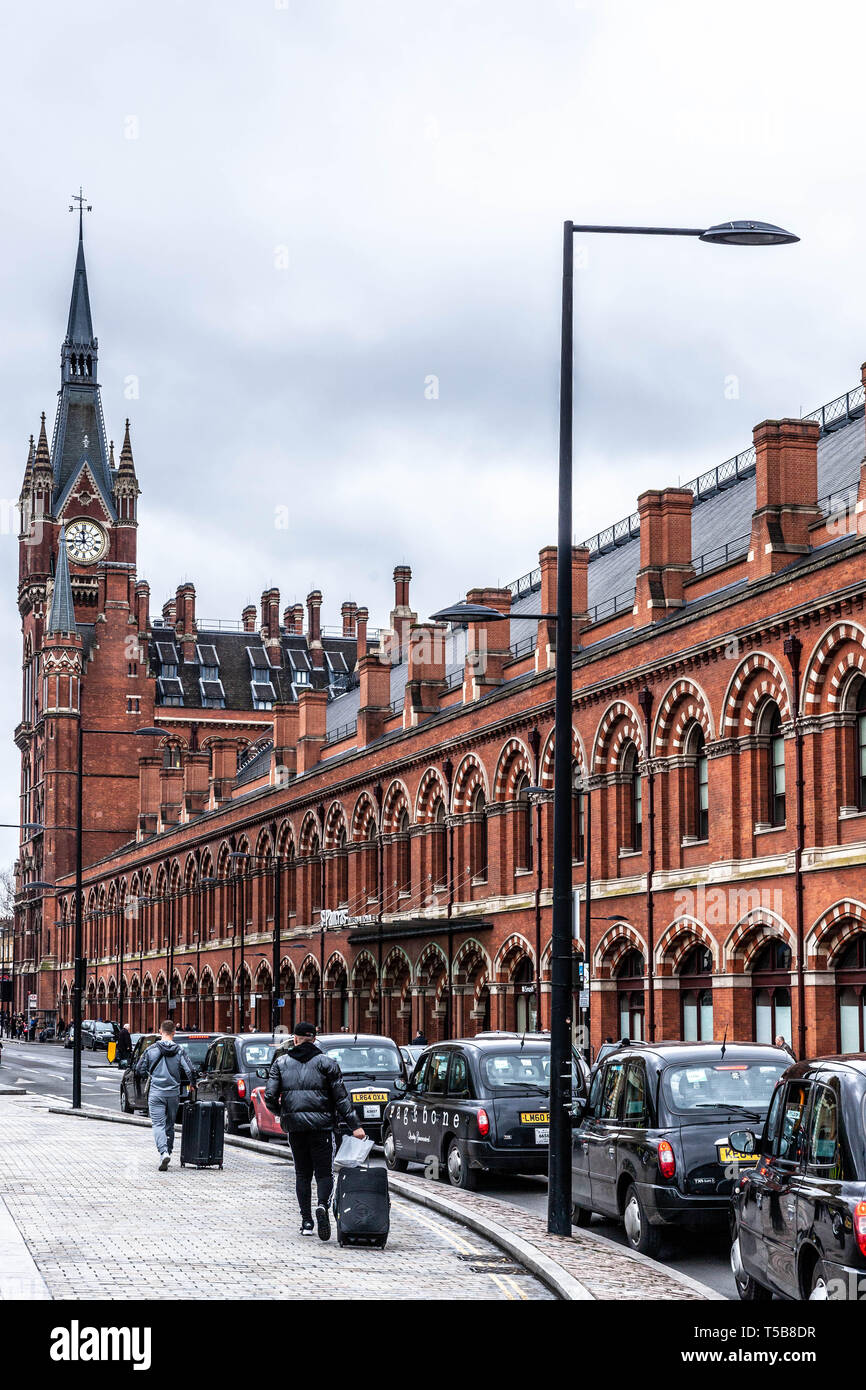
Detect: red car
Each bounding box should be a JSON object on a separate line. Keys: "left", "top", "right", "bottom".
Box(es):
{"left": 249, "top": 1085, "right": 286, "bottom": 1143}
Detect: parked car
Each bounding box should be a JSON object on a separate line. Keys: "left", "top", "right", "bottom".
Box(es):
{"left": 81, "top": 1020, "right": 117, "bottom": 1051}
{"left": 571, "top": 1040, "right": 791, "bottom": 1255}
{"left": 194, "top": 1033, "right": 290, "bottom": 1133}
{"left": 63, "top": 1026, "right": 76, "bottom": 1050}
{"left": 120, "top": 1030, "right": 220, "bottom": 1116}
{"left": 400, "top": 1043, "right": 427, "bottom": 1071}
{"left": 383, "top": 1035, "right": 586, "bottom": 1188}
{"left": 314, "top": 1033, "right": 407, "bottom": 1144}
{"left": 249, "top": 1085, "right": 287, "bottom": 1142}
{"left": 731, "top": 1055, "right": 866, "bottom": 1301}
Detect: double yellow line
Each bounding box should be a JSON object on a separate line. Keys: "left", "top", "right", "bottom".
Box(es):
{"left": 392, "top": 1199, "right": 529, "bottom": 1301}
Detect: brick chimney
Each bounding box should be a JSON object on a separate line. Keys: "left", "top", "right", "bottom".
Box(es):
{"left": 296, "top": 687, "right": 327, "bottom": 773}
{"left": 162, "top": 598, "right": 177, "bottom": 627}
{"left": 633, "top": 488, "right": 694, "bottom": 627}
{"left": 355, "top": 606, "right": 369, "bottom": 660}
{"left": 463, "top": 587, "right": 512, "bottom": 700}
{"left": 260, "top": 587, "right": 281, "bottom": 656}
{"left": 306, "top": 590, "right": 323, "bottom": 669}
{"left": 270, "top": 701, "right": 299, "bottom": 783}
{"left": 747, "top": 417, "right": 821, "bottom": 578}
{"left": 137, "top": 754, "right": 161, "bottom": 839}
{"left": 175, "top": 582, "right": 197, "bottom": 662}
{"left": 388, "top": 565, "right": 416, "bottom": 661}
{"left": 158, "top": 761, "right": 184, "bottom": 829}
{"left": 182, "top": 750, "right": 210, "bottom": 819}
{"left": 535, "top": 545, "right": 590, "bottom": 671}
{"left": 134, "top": 580, "right": 150, "bottom": 636}
{"left": 357, "top": 651, "right": 392, "bottom": 745}
{"left": 403, "top": 622, "right": 447, "bottom": 726}
{"left": 341, "top": 601, "right": 358, "bottom": 638}
{"left": 208, "top": 738, "right": 239, "bottom": 807}
{"left": 242, "top": 605, "right": 257, "bottom": 633}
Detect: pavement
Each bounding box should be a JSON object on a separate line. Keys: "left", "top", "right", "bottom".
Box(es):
{"left": 0, "top": 1080, "right": 721, "bottom": 1302}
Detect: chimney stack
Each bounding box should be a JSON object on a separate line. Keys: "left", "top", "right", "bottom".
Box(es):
{"left": 633, "top": 488, "right": 694, "bottom": 627}
{"left": 260, "top": 587, "right": 281, "bottom": 654}
{"left": 535, "top": 545, "right": 590, "bottom": 671}
{"left": 306, "top": 590, "right": 323, "bottom": 667}
{"left": 134, "top": 580, "right": 150, "bottom": 636}
{"left": 355, "top": 606, "right": 369, "bottom": 660}
{"left": 162, "top": 598, "right": 177, "bottom": 627}
{"left": 747, "top": 418, "right": 821, "bottom": 578}
{"left": 463, "top": 587, "right": 512, "bottom": 700}
{"left": 388, "top": 564, "right": 416, "bottom": 661}
{"left": 175, "top": 582, "right": 197, "bottom": 662}
{"left": 242, "top": 604, "right": 257, "bottom": 633}
{"left": 341, "top": 601, "right": 358, "bottom": 638}
{"left": 404, "top": 622, "right": 447, "bottom": 725}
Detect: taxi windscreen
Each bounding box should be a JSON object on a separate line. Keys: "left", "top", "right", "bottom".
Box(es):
{"left": 178, "top": 1038, "right": 213, "bottom": 1069}
{"left": 321, "top": 1043, "right": 402, "bottom": 1076}
{"left": 240, "top": 1041, "right": 280, "bottom": 1068}
{"left": 481, "top": 1050, "right": 582, "bottom": 1092}
{"left": 662, "top": 1060, "right": 785, "bottom": 1114}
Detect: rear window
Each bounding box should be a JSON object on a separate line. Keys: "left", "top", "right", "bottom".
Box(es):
{"left": 178, "top": 1038, "right": 213, "bottom": 1068}
{"left": 240, "top": 1042, "right": 278, "bottom": 1068}
{"left": 321, "top": 1043, "right": 402, "bottom": 1076}
{"left": 480, "top": 1049, "right": 582, "bottom": 1092}
{"left": 663, "top": 1060, "right": 785, "bottom": 1113}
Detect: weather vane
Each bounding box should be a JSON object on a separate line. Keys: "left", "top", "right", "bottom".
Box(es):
{"left": 68, "top": 187, "right": 92, "bottom": 235}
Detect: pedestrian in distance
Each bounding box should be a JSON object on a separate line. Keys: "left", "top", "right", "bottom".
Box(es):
{"left": 135, "top": 1019, "right": 195, "bottom": 1171}
{"left": 264, "top": 1020, "right": 366, "bottom": 1240}
{"left": 412, "top": 1029, "right": 428, "bottom": 1046}
{"left": 774, "top": 1034, "right": 796, "bottom": 1059}
{"left": 116, "top": 1022, "right": 133, "bottom": 1068}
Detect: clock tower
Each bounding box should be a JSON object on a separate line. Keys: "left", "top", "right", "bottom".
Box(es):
{"left": 15, "top": 206, "right": 153, "bottom": 1021}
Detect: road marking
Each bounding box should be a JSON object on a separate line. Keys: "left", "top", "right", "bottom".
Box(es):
{"left": 488, "top": 1272, "right": 520, "bottom": 1300}
{"left": 391, "top": 1198, "right": 482, "bottom": 1256}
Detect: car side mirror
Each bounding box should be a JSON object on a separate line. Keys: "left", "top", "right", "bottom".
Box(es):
{"left": 570, "top": 1097, "right": 587, "bottom": 1126}
{"left": 392, "top": 1078, "right": 407, "bottom": 1094}
{"left": 729, "top": 1129, "right": 756, "bottom": 1155}
{"left": 255, "top": 1066, "right": 270, "bottom": 1080}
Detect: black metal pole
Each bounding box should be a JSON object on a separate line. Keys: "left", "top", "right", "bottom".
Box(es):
{"left": 272, "top": 856, "right": 281, "bottom": 1031}
{"left": 167, "top": 879, "right": 175, "bottom": 1020}
{"left": 238, "top": 867, "right": 246, "bottom": 1032}
{"left": 784, "top": 634, "right": 807, "bottom": 1060}
{"left": 549, "top": 220, "right": 574, "bottom": 1236}
{"left": 72, "top": 719, "right": 84, "bottom": 1109}
{"left": 583, "top": 783, "right": 592, "bottom": 1062}
{"left": 638, "top": 687, "right": 656, "bottom": 1042}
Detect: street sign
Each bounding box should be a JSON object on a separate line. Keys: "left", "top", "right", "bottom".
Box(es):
{"left": 319, "top": 908, "right": 378, "bottom": 928}
{"left": 28, "top": 993, "right": 37, "bottom": 1009}
{"left": 276, "top": 998, "right": 285, "bottom": 1008}
{"left": 579, "top": 989, "right": 590, "bottom": 1009}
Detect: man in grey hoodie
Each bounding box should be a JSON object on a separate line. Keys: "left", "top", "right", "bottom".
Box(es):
{"left": 135, "top": 1020, "right": 195, "bottom": 1170}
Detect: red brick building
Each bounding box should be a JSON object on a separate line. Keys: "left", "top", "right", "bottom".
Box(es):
{"left": 13, "top": 222, "right": 866, "bottom": 1058}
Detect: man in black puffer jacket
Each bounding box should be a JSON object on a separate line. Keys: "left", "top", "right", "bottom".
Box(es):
{"left": 265, "top": 1021, "right": 365, "bottom": 1239}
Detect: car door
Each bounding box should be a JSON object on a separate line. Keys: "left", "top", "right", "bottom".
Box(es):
{"left": 757, "top": 1077, "right": 811, "bottom": 1296}
{"left": 798, "top": 1078, "right": 850, "bottom": 1295}
{"left": 421, "top": 1048, "right": 452, "bottom": 1174}
{"left": 132, "top": 1035, "right": 155, "bottom": 1108}
{"left": 572, "top": 1065, "right": 603, "bottom": 1208}
{"left": 587, "top": 1059, "right": 627, "bottom": 1216}
{"left": 219, "top": 1040, "right": 239, "bottom": 1107}
{"left": 444, "top": 1049, "right": 475, "bottom": 1157}
{"left": 392, "top": 1051, "right": 429, "bottom": 1165}
{"left": 196, "top": 1042, "right": 221, "bottom": 1103}
{"left": 618, "top": 1057, "right": 651, "bottom": 1186}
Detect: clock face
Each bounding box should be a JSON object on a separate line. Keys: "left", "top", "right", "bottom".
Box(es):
{"left": 66, "top": 519, "right": 105, "bottom": 564}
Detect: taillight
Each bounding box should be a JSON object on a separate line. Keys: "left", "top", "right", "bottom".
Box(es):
{"left": 657, "top": 1139, "right": 676, "bottom": 1179}
{"left": 477, "top": 1108, "right": 490, "bottom": 1137}
{"left": 236, "top": 1077, "right": 247, "bottom": 1099}
{"left": 855, "top": 1200, "right": 866, "bottom": 1258}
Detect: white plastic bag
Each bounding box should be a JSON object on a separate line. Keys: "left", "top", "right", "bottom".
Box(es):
{"left": 334, "top": 1134, "right": 374, "bottom": 1167}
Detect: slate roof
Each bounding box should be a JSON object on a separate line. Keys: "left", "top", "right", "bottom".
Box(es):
{"left": 45, "top": 526, "right": 77, "bottom": 634}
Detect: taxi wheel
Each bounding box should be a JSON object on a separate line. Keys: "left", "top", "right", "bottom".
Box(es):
{"left": 622, "top": 1184, "right": 660, "bottom": 1258}
{"left": 383, "top": 1126, "right": 408, "bottom": 1173}
{"left": 572, "top": 1204, "right": 592, "bottom": 1228}
{"left": 731, "top": 1236, "right": 773, "bottom": 1301}
{"left": 445, "top": 1138, "right": 477, "bottom": 1190}
{"left": 120, "top": 1084, "right": 133, "bottom": 1114}
{"left": 223, "top": 1104, "right": 237, "bottom": 1135}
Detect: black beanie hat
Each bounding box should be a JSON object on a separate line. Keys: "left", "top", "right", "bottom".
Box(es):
{"left": 293, "top": 1021, "right": 316, "bottom": 1037}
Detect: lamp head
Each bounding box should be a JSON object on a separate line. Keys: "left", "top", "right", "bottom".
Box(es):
{"left": 699, "top": 220, "right": 798, "bottom": 246}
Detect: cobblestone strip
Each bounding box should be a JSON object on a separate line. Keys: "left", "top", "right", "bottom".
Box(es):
{"left": 0, "top": 1098, "right": 554, "bottom": 1302}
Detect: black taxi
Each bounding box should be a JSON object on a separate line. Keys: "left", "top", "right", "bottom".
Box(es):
{"left": 120, "top": 1030, "right": 219, "bottom": 1116}
{"left": 731, "top": 1055, "right": 866, "bottom": 1301}
{"left": 382, "top": 1034, "right": 585, "bottom": 1189}
{"left": 572, "top": 1040, "right": 790, "bottom": 1255}
{"left": 315, "top": 1033, "right": 407, "bottom": 1143}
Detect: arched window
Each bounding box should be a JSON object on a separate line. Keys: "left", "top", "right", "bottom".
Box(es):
{"left": 761, "top": 704, "right": 786, "bottom": 827}
{"left": 514, "top": 957, "right": 538, "bottom": 1033}
{"left": 752, "top": 939, "right": 792, "bottom": 1044}
{"left": 335, "top": 827, "right": 348, "bottom": 905}
{"left": 431, "top": 799, "right": 447, "bottom": 888}
{"left": 836, "top": 934, "right": 866, "bottom": 1052}
{"left": 364, "top": 819, "right": 378, "bottom": 901}
{"left": 396, "top": 808, "right": 411, "bottom": 896}
{"left": 515, "top": 774, "right": 533, "bottom": 872}
{"left": 855, "top": 686, "right": 866, "bottom": 811}
{"left": 679, "top": 944, "right": 713, "bottom": 1041}
{"left": 308, "top": 832, "right": 322, "bottom": 917}
{"left": 470, "top": 785, "right": 487, "bottom": 881}
{"left": 621, "top": 743, "right": 642, "bottom": 852}
{"left": 685, "top": 725, "right": 708, "bottom": 841}
{"left": 615, "top": 949, "right": 644, "bottom": 1040}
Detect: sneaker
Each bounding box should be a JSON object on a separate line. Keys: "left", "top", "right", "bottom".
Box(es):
{"left": 315, "top": 1203, "right": 331, "bottom": 1242}
{"left": 300, "top": 1220, "right": 315, "bottom": 1236}
{"left": 158, "top": 1152, "right": 170, "bottom": 1172}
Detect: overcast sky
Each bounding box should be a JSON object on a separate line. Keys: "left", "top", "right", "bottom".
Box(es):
{"left": 1, "top": 0, "right": 864, "bottom": 869}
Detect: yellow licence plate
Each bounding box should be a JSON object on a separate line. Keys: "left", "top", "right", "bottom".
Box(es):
{"left": 352, "top": 1092, "right": 388, "bottom": 1103}
{"left": 520, "top": 1111, "right": 551, "bottom": 1125}
{"left": 717, "top": 1146, "right": 759, "bottom": 1164}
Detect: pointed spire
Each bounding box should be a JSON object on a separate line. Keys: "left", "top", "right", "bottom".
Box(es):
{"left": 46, "top": 525, "right": 77, "bottom": 635}
{"left": 23, "top": 433, "right": 34, "bottom": 480}
{"left": 109, "top": 439, "right": 115, "bottom": 470}
{"left": 33, "top": 413, "right": 51, "bottom": 475}
{"left": 65, "top": 222, "right": 95, "bottom": 348}
{"left": 118, "top": 418, "right": 136, "bottom": 472}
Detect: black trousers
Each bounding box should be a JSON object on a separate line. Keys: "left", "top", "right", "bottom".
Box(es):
{"left": 288, "top": 1130, "right": 335, "bottom": 1221}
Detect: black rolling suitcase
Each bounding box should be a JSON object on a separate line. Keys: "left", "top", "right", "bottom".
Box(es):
{"left": 180, "top": 1100, "right": 225, "bottom": 1169}
{"left": 333, "top": 1164, "right": 390, "bottom": 1248}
